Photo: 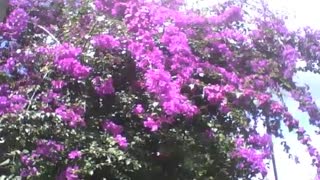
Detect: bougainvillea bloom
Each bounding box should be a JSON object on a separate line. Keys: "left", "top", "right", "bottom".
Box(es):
{"left": 55, "top": 106, "right": 86, "bottom": 128}
{"left": 132, "top": 104, "right": 144, "bottom": 115}
{"left": 101, "top": 120, "right": 123, "bottom": 135}
{"left": 114, "top": 134, "right": 128, "bottom": 148}
{"left": 92, "top": 76, "right": 115, "bottom": 96}
{"left": 2, "top": 0, "right": 320, "bottom": 179}
{"left": 68, "top": 150, "right": 82, "bottom": 160}
{"left": 91, "top": 34, "right": 120, "bottom": 49}
{"left": 143, "top": 117, "right": 160, "bottom": 132}
{"left": 65, "top": 165, "right": 80, "bottom": 180}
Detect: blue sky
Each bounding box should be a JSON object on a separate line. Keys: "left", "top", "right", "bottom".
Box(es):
{"left": 265, "top": 74, "right": 320, "bottom": 179}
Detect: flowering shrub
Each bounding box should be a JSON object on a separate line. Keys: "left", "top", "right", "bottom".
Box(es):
{"left": 1, "top": 0, "right": 320, "bottom": 179}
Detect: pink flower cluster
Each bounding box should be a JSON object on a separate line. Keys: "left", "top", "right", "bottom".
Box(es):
{"left": 102, "top": 120, "right": 128, "bottom": 148}
{"left": 2, "top": 0, "right": 320, "bottom": 179}
{"left": 92, "top": 76, "right": 115, "bottom": 96}
{"left": 91, "top": 34, "right": 120, "bottom": 50}
{"left": 55, "top": 106, "right": 86, "bottom": 128}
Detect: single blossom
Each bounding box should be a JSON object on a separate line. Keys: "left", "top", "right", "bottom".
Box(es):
{"left": 55, "top": 58, "right": 91, "bottom": 79}
{"left": 4, "top": 8, "right": 29, "bottom": 39}
{"left": 91, "top": 34, "right": 120, "bottom": 49}
{"left": 0, "top": 96, "right": 9, "bottom": 114}
{"left": 114, "top": 134, "right": 128, "bottom": 148}
{"left": 55, "top": 106, "right": 86, "bottom": 128}
{"left": 68, "top": 150, "right": 82, "bottom": 160}
{"left": 20, "top": 154, "right": 37, "bottom": 166}
{"left": 52, "top": 80, "right": 66, "bottom": 91}
{"left": 143, "top": 117, "right": 159, "bottom": 132}
{"left": 92, "top": 76, "right": 115, "bottom": 96}
{"left": 101, "top": 120, "right": 123, "bottom": 136}
{"left": 52, "top": 43, "right": 82, "bottom": 60}
{"left": 35, "top": 140, "right": 64, "bottom": 160}
{"left": 65, "top": 165, "right": 80, "bottom": 180}
{"left": 133, "top": 104, "right": 144, "bottom": 115}
{"left": 20, "top": 167, "right": 39, "bottom": 177}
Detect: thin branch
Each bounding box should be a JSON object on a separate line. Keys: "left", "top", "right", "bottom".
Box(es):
{"left": 265, "top": 115, "right": 279, "bottom": 180}
{"left": 26, "top": 70, "right": 51, "bottom": 111}
{"left": 82, "top": 21, "right": 98, "bottom": 50}
{"left": 35, "top": 24, "right": 61, "bottom": 44}
{"left": 26, "top": 23, "right": 59, "bottom": 111}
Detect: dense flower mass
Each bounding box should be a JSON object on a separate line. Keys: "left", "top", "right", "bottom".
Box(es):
{"left": 55, "top": 106, "right": 86, "bottom": 127}
{"left": 132, "top": 104, "right": 144, "bottom": 115}
{"left": 35, "top": 140, "right": 64, "bottom": 159}
{"left": 68, "top": 150, "right": 82, "bottom": 160}
{"left": 91, "top": 34, "right": 120, "bottom": 49}
{"left": 143, "top": 117, "right": 159, "bottom": 132}
{"left": 2, "top": 0, "right": 320, "bottom": 179}
{"left": 102, "top": 120, "right": 123, "bottom": 135}
{"left": 92, "top": 76, "right": 115, "bottom": 96}
{"left": 1, "top": 8, "right": 29, "bottom": 39}
{"left": 57, "top": 165, "right": 80, "bottom": 180}
{"left": 114, "top": 134, "right": 128, "bottom": 148}
{"left": 55, "top": 58, "right": 91, "bottom": 79}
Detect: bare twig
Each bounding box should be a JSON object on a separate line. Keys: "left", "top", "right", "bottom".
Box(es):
{"left": 26, "top": 23, "right": 59, "bottom": 111}
{"left": 35, "top": 24, "right": 61, "bottom": 44}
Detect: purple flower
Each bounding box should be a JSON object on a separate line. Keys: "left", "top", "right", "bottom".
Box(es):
{"left": 282, "top": 45, "right": 299, "bottom": 78}
{"left": 52, "top": 43, "right": 82, "bottom": 60}
{"left": 111, "top": 2, "right": 127, "bottom": 17}
{"left": 55, "top": 58, "right": 91, "bottom": 79}
{"left": 204, "top": 129, "right": 215, "bottom": 139}
{"left": 94, "top": 0, "right": 117, "bottom": 15}
{"left": 55, "top": 106, "right": 86, "bottom": 128}
{"left": 256, "top": 93, "right": 271, "bottom": 106}
{"left": 143, "top": 117, "right": 159, "bottom": 132}
{"left": 56, "top": 165, "right": 80, "bottom": 180}
{"left": 145, "top": 69, "right": 172, "bottom": 95}
{"left": 161, "top": 25, "right": 191, "bottom": 54}
{"left": 91, "top": 34, "right": 120, "bottom": 49}
{"left": 2, "top": 58, "right": 16, "bottom": 73}
{"left": 233, "top": 147, "right": 268, "bottom": 176}
{"left": 219, "top": 100, "right": 230, "bottom": 113}
{"left": 101, "top": 120, "right": 123, "bottom": 136}
{"left": 41, "top": 91, "right": 60, "bottom": 104}
{"left": 132, "top": 104, "right": 144, "bottom": 115}
{"left": 270, "top": 101, "right": 285, "bottom": 114}
{"left": 308, "top": 146, "right": 317, "bottom": 156}
{"left": 72, "top": 63, "right": 91, "bottom": 79}
{"left": 52, "top": 80, "right": 66, "bottom": 91}
{"left": 35, "top": 140, "right": 64, "bottom": 160}
{"left": 20, "top": 166, "right": 39, "bottom": 177}
{"left": 297, "top": 127, "right": 306, "bottom": 135}
{"left": 203, "top": 85, "right": 225, "bottom": 104}
{"left": 208, "top": 6, "right": 242, "bottom": 25}
{"left": 92, "top": 76, "right": 115, "bottom": 96}
{"left": 162, "top": 94, "right": 198, "bottom": 117}
{"left": 300, "top": 135, "right": 311, "bottom": 145}
{"left": 0, "top": 96, "right": 9, "bottom": 114}
{"left": 144, "top": 68, "right": 198, "bottom": 117}
{"left": 0, "top": 84, "right": 10, "bottom": 96}
{"left": 68, "top": 150, "right": 82, "bottom": 160}
{"left": 8, "top": 95, "right": 27, "bottom": 113}
{"left": 5, "top": 8, "right": 29, "bottom": 39}
{"left": 114, "top": 134, "right": 128, "bottom": 148}
{"left": 248, "top": 134, "right": 271, "bottom": 147}
{"left": 21, "top": 154, "right": 34, "bottom": 166}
